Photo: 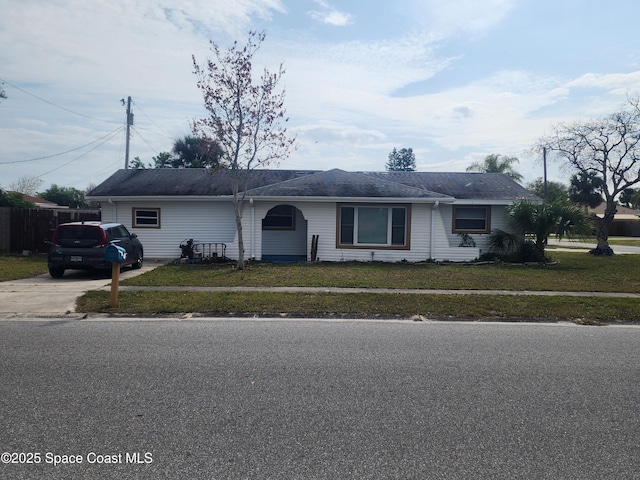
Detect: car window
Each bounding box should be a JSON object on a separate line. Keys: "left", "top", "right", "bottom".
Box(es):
{"left": 115, "top": 226, "right": 130, "bottom": 239}
{"left": 107, "top": 225, "right": 131, "bottom": 241}
{"left": 55, "top": 225, "right": 103, "bottom": 247}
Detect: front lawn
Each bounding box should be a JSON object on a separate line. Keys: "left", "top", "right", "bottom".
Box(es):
{"left": 73, "top": 251, "right": 640, "bottom": 322}
{"left": 121, "top": 252, "right": 640, "bottom": 293}
{"left": 76, "top": 290, "right": 639, "bottom": 323}
{"left": 0, "top": 254, "right": 48, "bottom": 282}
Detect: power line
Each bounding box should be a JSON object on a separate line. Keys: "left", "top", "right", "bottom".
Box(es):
{"left": 0, "top": 78, "right": 120, "bottom": 124}
{"left": 0, "top": 126, "right": 125, "bottom": 164}
{"left": 36, "top": 128, "right": 123, "bottom": 177}
{"left": 131, "top": 100, "right": 175, "bottom": 139}
{"left": 132, "top": 126, "right": 160, "bottom": 155}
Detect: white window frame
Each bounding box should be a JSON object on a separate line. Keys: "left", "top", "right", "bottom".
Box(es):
{"left": 132, "top": 208, "right": 161, "bottom": 229}
{"left": 337, "top": 204, "right": 410, "bottom": 250}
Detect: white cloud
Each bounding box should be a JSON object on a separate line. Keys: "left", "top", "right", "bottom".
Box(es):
{"left": 308, "top": 0, "right": 353, "bottom": 27}
{"left": 407, "top": 0, "right": 515, "bottom": 39}
{"left": 566, "top": 72, "right": 640, "bottom": 97}
{"left": 296, "top": 122, "right": 385, "bottom": 147}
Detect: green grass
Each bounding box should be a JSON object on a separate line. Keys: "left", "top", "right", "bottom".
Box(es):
{"left": 2, "top": 247, "right": 635, "bottom": 322}
{"left": 75, "top": 250, "right": 640, "bottom": 322}
{"left": 122, "top": 252, "right": 640, "bottom": 293}
{"left": 0, "top": 254, "right": 48, "bottom": 282}
{"left": 76, "top": 290, "right": 640, "bottom": 323}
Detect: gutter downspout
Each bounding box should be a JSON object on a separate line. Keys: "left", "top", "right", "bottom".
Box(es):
{"left": 430, "top": 201, "right": 439, "bottom": 260}
{"left": 108, "top": 198, "right": 117, "bottom": 222}
{"left": 250, "top": 198, "right": 255, "bottom": 260}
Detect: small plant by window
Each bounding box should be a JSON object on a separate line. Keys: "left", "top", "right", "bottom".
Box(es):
{"left": 458, "top": 233, "right": 476, "bottom": 247}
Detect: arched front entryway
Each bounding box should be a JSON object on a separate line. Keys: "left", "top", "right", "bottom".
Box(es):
{"left": 261, "top": 204, "right": 308, "bottom": 262}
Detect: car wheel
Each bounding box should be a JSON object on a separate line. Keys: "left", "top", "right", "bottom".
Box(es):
{"left": 49, "top": 267, "right": 65, "bottom": 278}
{"left": 133, "top": 250, "right": 143, "bottom": 269}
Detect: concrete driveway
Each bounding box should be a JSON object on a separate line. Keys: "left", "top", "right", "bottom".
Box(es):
{"left": 0, "top": 259, "right": 167, "bottom": 317}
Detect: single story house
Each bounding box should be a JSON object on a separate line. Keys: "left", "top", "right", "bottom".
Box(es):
{"left": 87, "top": 168, "right": 538, "bottom": 262}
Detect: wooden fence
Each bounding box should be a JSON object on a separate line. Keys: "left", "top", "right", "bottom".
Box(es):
{"left": 0, "top": 208, "right": 100, "bottom": 253}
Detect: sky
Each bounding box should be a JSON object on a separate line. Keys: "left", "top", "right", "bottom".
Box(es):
{"left": 2, "top": 0, "right": 640, "bottom": 193}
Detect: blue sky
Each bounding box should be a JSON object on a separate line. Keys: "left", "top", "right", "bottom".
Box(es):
{"left": 2, "top": 0, "right": 640, "bottom": 192}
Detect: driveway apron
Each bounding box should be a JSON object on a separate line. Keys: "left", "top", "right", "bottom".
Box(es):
{"left": 0, "top": 260, "right": 166, "bottom": 317}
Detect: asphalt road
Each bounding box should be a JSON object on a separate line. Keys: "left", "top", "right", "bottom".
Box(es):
{"left": 1, "top": 319, "right": 639, "bottom": 479}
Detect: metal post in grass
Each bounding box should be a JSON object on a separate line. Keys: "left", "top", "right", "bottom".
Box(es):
{"left": 105, "top": 244, "right": 127, "bottom": 308}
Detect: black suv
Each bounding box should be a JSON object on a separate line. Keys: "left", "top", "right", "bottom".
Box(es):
{"left": 48, "top": 222, "right": 143, "bottom": 278}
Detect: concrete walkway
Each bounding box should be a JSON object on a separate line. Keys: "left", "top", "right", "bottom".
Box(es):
{"left": 116, "top": 285, "right": 640, "bottom": 298}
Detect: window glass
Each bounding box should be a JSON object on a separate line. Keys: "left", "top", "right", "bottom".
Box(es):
{"left": 133, "top": 208, "right": 160, "bottom": 228}
{"left": 263, "top": 205, "right": 295, "bottom": 229}
{"left": 338, "top": 205, "right": 408, "bottom": 248}
{"left": 391, "top": 208, "right": 406, "bottom": 245}
{"left": 454, "top": 207, "right": 488, "bottom": 232}
{"left": 340, "top": 206, "right": 354, "bottom": 244}
{"left": 357, "top": 207, "right": 388, "bottom": 244}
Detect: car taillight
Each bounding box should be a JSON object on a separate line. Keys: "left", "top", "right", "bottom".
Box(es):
{"left": 98, "top": 229, "right": 109, "bottom": 247}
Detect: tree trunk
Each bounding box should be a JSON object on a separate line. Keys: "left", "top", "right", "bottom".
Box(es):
{"left": 594, "top": 199, "right": 616, "bottom": 253}
{"left": 231, "top": 175, "right": 246, "bottom": 270}
{"left": 234, "top": 197, "right": 245, "bottom": 270}
{"left": 535, "top": 237, "right": 547, "bottom": 262}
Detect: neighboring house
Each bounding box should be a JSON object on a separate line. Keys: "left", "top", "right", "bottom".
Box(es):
{"left": 590, "top": 203, "right": 640, "bottom": 237}
{"left": 86, "top": 168, "right": 538, "bottom": 262}
{"left": 10, "top": 192, "right": 64, "bottom": 209}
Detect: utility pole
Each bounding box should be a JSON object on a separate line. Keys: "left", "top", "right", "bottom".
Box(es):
{"left": 123, "top": 96, "right": 133, "bottom": 169}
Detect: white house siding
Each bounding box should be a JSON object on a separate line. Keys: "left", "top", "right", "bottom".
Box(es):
{"left": 430, "top": 205, "right": 480, "bottom": 262}
{"left": 99, "top": 199, "right": 510, "bottom": 262}
{"left": 246, "top": 201, "right": 434, "bottom": 263}
{"left": 437, "top": 204, "right": 510, "bottom": 258}
{"left": 102, "top": 200, "right": 237, "bottom": 258}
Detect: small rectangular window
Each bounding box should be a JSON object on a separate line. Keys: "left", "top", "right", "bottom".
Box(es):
{"left": 133, "top": 208, "right": 160, "bottom": 228}
{"left": 453, "top": 206, "right": 490, "bottom": 233}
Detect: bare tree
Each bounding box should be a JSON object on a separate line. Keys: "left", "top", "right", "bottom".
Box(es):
{"left": 537, "top": 100, "right": 640, "bottom": 253}
{"left": 192, "top": 31, "right": 295, "bottom": 269}
{"left": 9, "top": 175, "right": 43, "bottom": 196}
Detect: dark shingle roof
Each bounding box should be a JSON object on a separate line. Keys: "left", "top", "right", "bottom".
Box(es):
{"left": 88, "top": 168, "right": 537, "bottom": 201}
{"left": 245, "top": 169, "right": 450, "bottom": 199}
{"left": 88, "top": 169, "right": 321, "bottom": 197}
{"left": 367, "top": 171, "right": 538, "bottom": 200}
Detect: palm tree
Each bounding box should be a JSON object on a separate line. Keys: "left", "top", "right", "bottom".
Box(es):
{"left": 466, "top": 153, "right": 523, "bottom": 183}
{"left": 171, "top": 136, "right": 222, "bottom": 169}
{"left": 490, "top": 199, "right": 593, "bottom": 262}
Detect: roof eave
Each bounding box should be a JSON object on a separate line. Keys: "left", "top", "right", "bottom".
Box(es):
{"left": 245, "top": 195, "right": 454, "bottom": 203}
{"left": 87, "top": 195, "right": 232, "bottom": 202}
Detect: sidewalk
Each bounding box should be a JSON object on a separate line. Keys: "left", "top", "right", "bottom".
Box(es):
{"left": 114, "top": 285, "right": 640, "bottom": 298}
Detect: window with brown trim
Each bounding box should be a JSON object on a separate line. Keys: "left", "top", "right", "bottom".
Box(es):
{"left": 337, "top": 204, "right": 410, "bottom": 249}
{"left": 132, "top": 208, "right": 161, "bottom": 228}
{"left": 452, "top": 206, "right": 490, "bottom": 233}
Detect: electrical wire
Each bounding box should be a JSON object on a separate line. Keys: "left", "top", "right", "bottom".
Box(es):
{"left": 131, "top": 100, "right": 175, "bottom": 139}
{"left": 0, "top": 126, "right": 125, "bottom": 164}
{"left": 0, "top": 78, "right": 121, "bottom": 124}
{"left": 131, "top": 125, "right": 160, "bottom": 155}
{"left": 36, "top": 128, "right": 123, "bottom": 177}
